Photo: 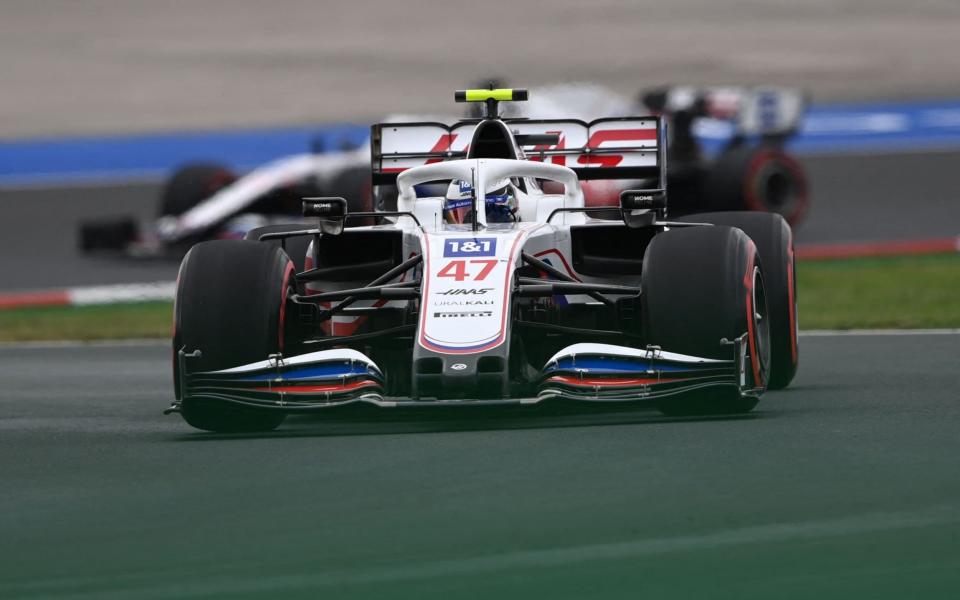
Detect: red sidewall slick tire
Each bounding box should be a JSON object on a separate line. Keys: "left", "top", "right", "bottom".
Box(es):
{"left": 707, "top": 145, "right": 809, "bottom": 227}
{"left": 642, "top": 225, "right": 770, "bottom": 415}
{"left": 681, "top": 212, "right": 798, "bottom": 390}
{"left": 173, "top": 239, "right": 293, "bottom": 432}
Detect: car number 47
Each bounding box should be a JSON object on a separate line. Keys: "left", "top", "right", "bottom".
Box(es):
{"left": 437, "top": 259, "right": 498, "bottom": 282}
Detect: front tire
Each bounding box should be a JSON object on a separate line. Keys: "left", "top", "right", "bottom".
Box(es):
{"left": 642, "top": 225, "right": 770, "bottom": 416}
{"left": 681, "top": 212, "right": 798, "bottom": 389}
{"left": 173, "top": 240, "right": 294, "bottom": 432}
{"left": 244, "top": 224, "right": 312, "bottom": 273}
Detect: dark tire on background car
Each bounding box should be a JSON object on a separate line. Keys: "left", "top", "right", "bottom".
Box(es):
{"left": 244, "top": 224, "right": 312, "bottom": 273}
{"left": 680, "top": 212, "right": 798, "bottom": 389}
{"left": 160, "top": 163, "right": 237, "bottom": 217}
{"left": 173, "top": 240, "right": 294, "bottom": 433}
{"left": 329, "top": 165, "right": 373, "bottom": 224}
{"left": 642, "top": 225, "right": 770, "bottom": 416}
{"left": 706, "top": 144, "right": 809, "bottom": 226}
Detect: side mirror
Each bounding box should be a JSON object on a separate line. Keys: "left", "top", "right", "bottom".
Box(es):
{"left": 619, "top": 189, "right": 666, "bottom": 211}
{"left": 619, "top": 189, "right": 666, "bottom": 229}
{"left": 302, "top": 197, "right": 348, "bottom": 235}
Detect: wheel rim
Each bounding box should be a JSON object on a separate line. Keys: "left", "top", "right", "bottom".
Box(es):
{"left": 751, "top": 266, "right": 772, "bottom": 385}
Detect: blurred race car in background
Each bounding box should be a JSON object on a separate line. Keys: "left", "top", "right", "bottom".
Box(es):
{"left": 644, "top": 85, "right": 809, "bottom": 224}
{"left": 79, "top": 83, "right": 808, "bottom": 258}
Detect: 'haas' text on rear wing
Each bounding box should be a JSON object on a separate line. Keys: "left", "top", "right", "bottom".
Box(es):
{"left": 371, "top": 116, "right": 666, "bottom": 186}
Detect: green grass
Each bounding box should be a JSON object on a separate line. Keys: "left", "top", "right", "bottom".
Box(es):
{"left": 0, "top": 254, "right": 957, "bottom": 341}
{"left": 797, "top": 253, "right": 960, "bottom": 330}
{"left": 0, "top": 301, "right": 172, "bottom": 342}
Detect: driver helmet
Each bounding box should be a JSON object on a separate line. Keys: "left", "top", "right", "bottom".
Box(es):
{"left": 443, "top": 178, "right": 517, "bottom": 224}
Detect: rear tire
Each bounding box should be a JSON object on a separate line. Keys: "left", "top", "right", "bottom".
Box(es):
{"left": 160, "top": 163, "right": 237, "bottom": 217}
{"left": 642, "top": 225, "right": 770, "bottom": 416}
{"left": 173, "top": 239, "right": 293, "bottom": 432}
{"left": 680, "top": 212, "right": 798, "bottom": 389}
{"left": 706, "top": 145, "right": 809, "bottom": 226}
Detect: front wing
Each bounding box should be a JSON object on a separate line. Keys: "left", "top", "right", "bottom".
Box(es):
{"left": 168, "top": 337, "right": 758, "bottom": 415}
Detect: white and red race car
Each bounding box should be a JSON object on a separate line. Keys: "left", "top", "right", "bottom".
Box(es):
{"left": 167, "top": 88, "right": 798, "bottom": 432}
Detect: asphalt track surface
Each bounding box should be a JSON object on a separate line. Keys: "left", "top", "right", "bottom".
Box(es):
{"left": 1, "top": 150, "right": 959, "bottom": 291}
{"left": 1, "top": 332, "right": 959, "bottom": 598}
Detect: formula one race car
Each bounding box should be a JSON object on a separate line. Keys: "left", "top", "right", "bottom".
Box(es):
{"left": 80, "top": 84, "right": 807, "bottom": 259}
{"left": 641, "top": 85, "right": 809, "bottom": 225}
{"left": 167, "top": 88, "right": 799, "bottom": 432}
{"left": 78, "top": 146, "right": 371, "bottom": 258}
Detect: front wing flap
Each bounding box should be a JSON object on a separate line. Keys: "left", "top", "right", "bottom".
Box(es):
{"left": 536, "top": 339, "right": 760, "bottom": 403}
{"left": 171, "top": 348, "right": 385, "bottom": 413}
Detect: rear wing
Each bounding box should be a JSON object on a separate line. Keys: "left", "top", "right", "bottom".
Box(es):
{"left": 371, "top": 116, "right": 666, "bottom": 186}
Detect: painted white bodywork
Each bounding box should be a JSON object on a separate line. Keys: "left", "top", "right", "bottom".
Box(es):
{"left": 208, "top": 348, "right": 379, "bottom": 374}
{"left": 544, "top": 343, "right": 728, "bottom": 367}
{"left": 303, "top": 157, "right": 644, "bottom": 356}
{"left": 397, "top": 159, "right": 583, "bottom": 354}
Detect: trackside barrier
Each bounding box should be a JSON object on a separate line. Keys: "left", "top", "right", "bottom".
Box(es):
{"left": 0, "top": 281, "right": 176, "bottom": 310}
{"left": 795, "top": 236, "right": 960, "bottom": 261}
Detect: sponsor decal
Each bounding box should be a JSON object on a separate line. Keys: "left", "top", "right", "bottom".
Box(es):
{"left": 426, "top": 134, "right": 459, "bottom": 165}
{"left": 758, "top": 90, "right": 780, "bottom": 129}
{"left": 433, "top": 311, "right": 494, "bottom": 318}
{"left": 578, "top": 128, "right": 658, "bottom": 167}
{"left": 444, "top": 198, "right": 473, "bottom": 211}
{"left": 438, "top": 288, "right": 494, "bottom": 296}
{"left": 419, "top": 224, "right": 545, "bottom": 355}
{"left": 433, "top": 299, "right": 494, "bottom": 307}
{"left": 444, "top": 238, "right": 497, "bottom": 257}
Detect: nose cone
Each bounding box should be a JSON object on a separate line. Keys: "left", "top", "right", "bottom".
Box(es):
{"left": 412, "top": 354, "right": 508, "bottom": 400}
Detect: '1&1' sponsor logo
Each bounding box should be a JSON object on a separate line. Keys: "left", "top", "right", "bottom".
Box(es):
{"left": 443, "top": 238, "right": 497, "bottom": 257}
